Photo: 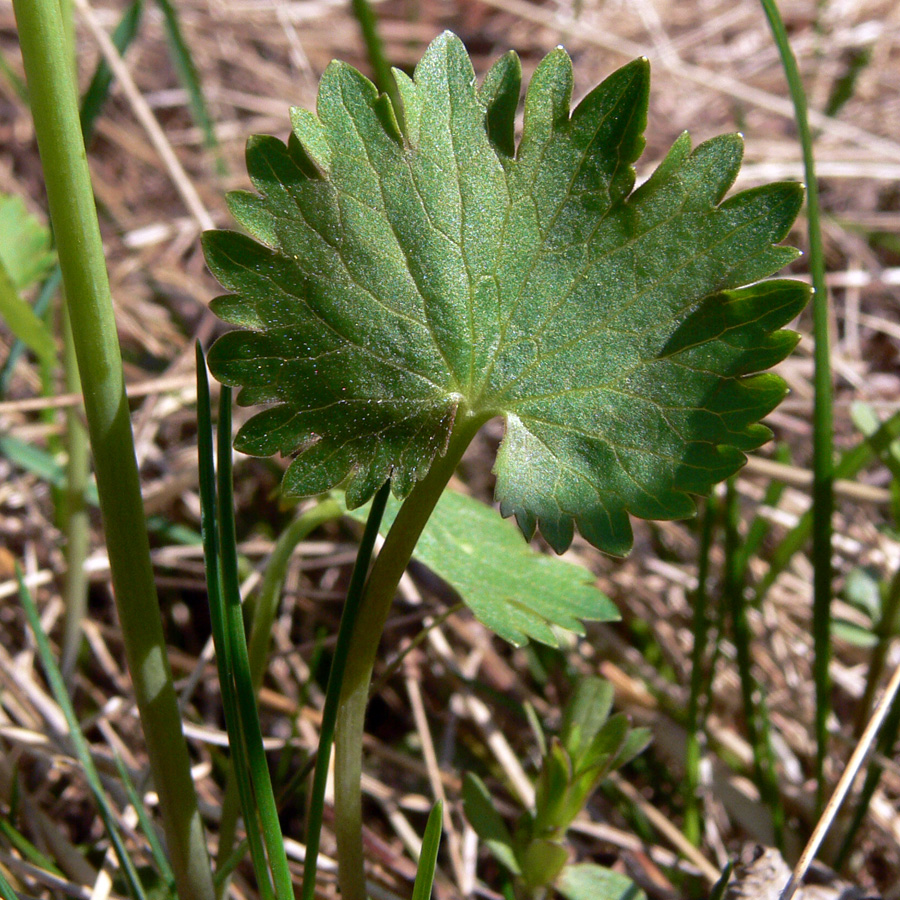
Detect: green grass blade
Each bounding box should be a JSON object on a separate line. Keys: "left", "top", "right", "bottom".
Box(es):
{"left": 0, "top": 435, "right": 99, "bottom": 504}
{"left": 708, "top": 861, "right": 733, "bottom": 900}
{"left": 79, "top": 0, "right": 144, "bottom": 144}
{"left": 856, "top": 566, "right": 900, "bottom": 736}
{"left": 411, "top": 801, "right": 443, "bottom": 900}
{"left": 216, "top": 500, "right": 340, "bottom": 869}
{"left": 247, "top": 500, "right": 343, "bottom": 692}
{"left": 215, "top": 497, "right": 342, "bottom": 871}
{"left": 215, "top": 383, "right": 293, "bottom": 900}
{"left": 152, "top": 0, "right": 223, "bottom": 171}
{"left": 0, "top": 863, "right": 21, "bottom": 900}
{"left": 195, "top": 344, "right": 274, "bottom": 900}
{"left": 111, "top": 752, "right": 175, "bottom": 889}
{"left": 349, "top": 0, "right": 399, "bottom": 116}
{"left": 683, "top": 496, "right": 716, "bottom": 846}
{"left": 835, "top": 676, "right": 900, "bottom": 868}
{"left": 724, "top": 479, "right": 784, "bottom": 848}
{"left": 754, "top": 411, "right": 900, "bottom": 603}
{"left": 300, "top": 478, "right": 392, "bottom": 900}
{"left": 758, "top": 0, "right": 834, "bottom": 811}
{"left": 16, "top": 569, "right": 149, "bottom": 900}
{"left": 0, "top": 818, "right": 64, "bottom": 876}
{"left": 734, "top": 444, "right": 791, "bottom": 577}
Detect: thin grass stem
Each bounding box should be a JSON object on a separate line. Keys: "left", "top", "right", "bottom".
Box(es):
{"left": 835, "top": 665, "right": 900, "bottom": 868}
{"left": 153, "top": 0, "right": 224, "bottom": 173}
{"left": 855, "top": 566, "right": 900, "bottom": 736}
{"left": 217, "top": 497, "right": 342, "bottom": 875}
{"left": 758, "top": 0, "right": 834, "bottom": 811}
{"left": 112, "top": 752, "right": 176, "bottom": 889}
{"left": 780, "top": 660, "right": 900, "bottom": 900}
{"left": 196, "top": 345, "right": 275, "bottom": 900}
{"left": 349, "top": 0, "right": 400, "bottom": 114}
{"left": 684, "top": 496, "right": 716, "bottom": 847}
{"left": 60, "top": 302, "right": 90, "bottom": 681}
{"left": 17, "top": 569, "right": 148, "bottom": 900}
{"left": 725, "top": 479, "right": 784, "bottom": 848}
{"left": 216, "top": 386, "right": 294, "bottom": 900}
{"left": 755, "top": 412, "right": 900, "bottom": 603}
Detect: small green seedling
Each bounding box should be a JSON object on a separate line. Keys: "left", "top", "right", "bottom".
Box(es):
{"left": 202, "top": 31, "right": 808, "bottom": 898}
{"left": 464, "top": 677, "right": 651, "bottom": 897}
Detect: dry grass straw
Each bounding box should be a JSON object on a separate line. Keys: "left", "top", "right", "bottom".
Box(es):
{"left": 0, "top": 0, "right": 899, "bottom": 897}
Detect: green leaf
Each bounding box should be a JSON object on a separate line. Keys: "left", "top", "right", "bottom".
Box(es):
{"left": 0, "top": 193, "right": 55, "bottom": 289}
{"left": 205, "top": 32, "right": 808, "bottom": 555}
{"left": 520, "top": 838, "right": 569, "bottom": 888}
{"left": 0, "top": 193, "right": 57, "bottom": 367}
{"left": 533, "top": 739, "right": 574, "bottom": 836}
{"left": 556, "top": 863, "right": 647, "bottom": 900}
{"left": 0, "top": 257, "right": 57, "bottom": 367}
{"left": 346, "top": 488, "right": 618, "bottom": 646}
{"left": 462, "top": 774, "right": 521, "bottom": 876}
{"left": 560, "top": 677, "right": 615, "bottom": 766}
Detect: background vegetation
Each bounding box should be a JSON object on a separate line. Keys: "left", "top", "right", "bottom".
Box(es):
{"left": 0, "top": 0, "right": 899, "bottom": 898}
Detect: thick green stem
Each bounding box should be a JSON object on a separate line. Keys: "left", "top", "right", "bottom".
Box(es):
{"left": 60, "top": 302, "right": 91, "bottom": 680}
{"left": 334, "top": 413, "right": 484, "bottom": 900}
{"left": 13, "top": 6, "right": 215, "bottom": 900}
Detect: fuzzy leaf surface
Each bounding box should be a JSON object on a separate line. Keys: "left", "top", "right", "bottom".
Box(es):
{"left": 205, "top": 32, "right": 808, "bottom": 554}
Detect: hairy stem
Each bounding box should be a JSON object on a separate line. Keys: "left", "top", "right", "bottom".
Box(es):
{"left": 13, "top": 5, "right": 214, "bottom": 898}
{"left": 334, "top": 412, "right": 485, "bottom": 900}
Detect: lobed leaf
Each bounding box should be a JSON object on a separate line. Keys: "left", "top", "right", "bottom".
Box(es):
{"left": 205, "top": 32, "right": 808, "bottom": 555}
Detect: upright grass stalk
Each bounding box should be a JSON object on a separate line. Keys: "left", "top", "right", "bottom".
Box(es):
{"left": 724, "top": 479, "right": 784, "bottom": 848}
{"left": 215, "top": 386, "right": 294, "bottom": 899}
{"left": 754, "top": 412, "right": 900, "bottom": 603}
{"left": 349, "top": 0, "right": 399, "bottom": 114}
{"left": 333, "top": 412, "right": 486, "bottom": 900}
{"left": 12, "top": 5, "right": 215, "bottom": 898}
{"left": 683, "top": 497, "right": 717, "bottom": 847}
{"left": 758, "top": 0, "right": 834, "bottom": 811}
{"left": 217, "top": 497, "right": 343, "bottom": 879}
{"left": 17, "top": 570, "right": 149, "bottom": 900}
{"left": 196, "top": 347, "right": 274, "bottom": 900}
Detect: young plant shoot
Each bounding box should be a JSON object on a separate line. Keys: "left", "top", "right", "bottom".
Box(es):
{"left": 203, "top": 32, "right": 808, "bottom": 898}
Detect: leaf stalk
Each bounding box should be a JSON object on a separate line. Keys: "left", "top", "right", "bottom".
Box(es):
{"left": 333, "top": 412, "right": 486, "bottom": 900}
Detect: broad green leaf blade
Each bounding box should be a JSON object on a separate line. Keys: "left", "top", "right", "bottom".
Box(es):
{"left": 205, "top": 31, "right": 808, "bottom": 555}
{"left": 346, "top": 488, "right": 618, "bottom": 647}
{"left": 556, "top": 863, "right": 647, "bottom": 900}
